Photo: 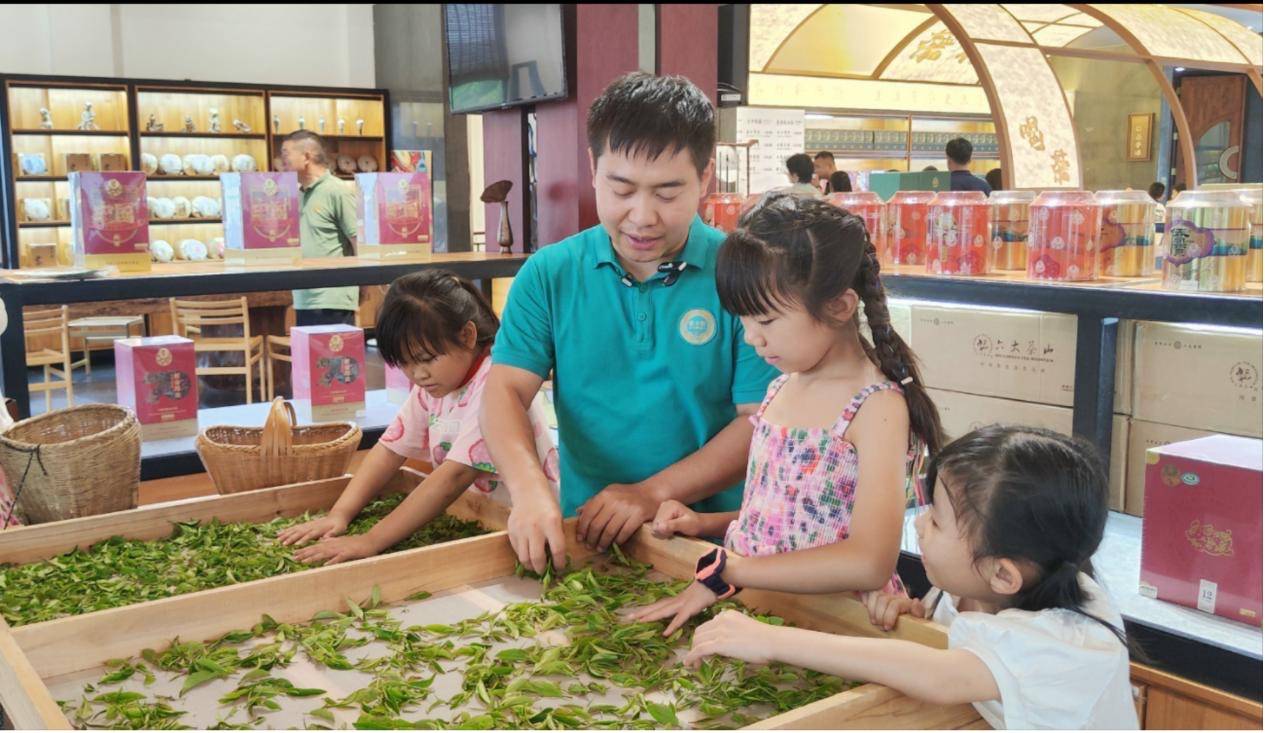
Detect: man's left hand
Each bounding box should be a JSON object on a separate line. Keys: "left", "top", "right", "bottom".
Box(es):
{"left": 575, "top": 482, "right": 662, "bottom": 550}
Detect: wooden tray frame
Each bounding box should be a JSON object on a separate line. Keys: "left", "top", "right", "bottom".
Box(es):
{"left": 0, "top": 473, "right": 984, "bottom": 729}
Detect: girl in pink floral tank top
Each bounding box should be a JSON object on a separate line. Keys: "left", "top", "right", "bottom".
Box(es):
{"left": 630, "top": 195, "right": 943, "bottom": 637}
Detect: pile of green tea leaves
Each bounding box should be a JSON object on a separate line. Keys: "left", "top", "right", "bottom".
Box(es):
{"left": 60, "top": 548, "right": 853, "bottom": 730}
{"left": 0, "top": 493, "right": 487, "bottom": 627}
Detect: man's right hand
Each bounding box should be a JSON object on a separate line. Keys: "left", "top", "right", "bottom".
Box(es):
{"left": 507, "top": 483, "right": 567, "bottom": 574}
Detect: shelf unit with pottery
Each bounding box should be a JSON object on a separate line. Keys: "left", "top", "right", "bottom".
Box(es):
{"left": 1, "top": 73, "right": 391, "bottom": 270}
{"left": 3, "top": 79, "right": 131, "bottom": 268}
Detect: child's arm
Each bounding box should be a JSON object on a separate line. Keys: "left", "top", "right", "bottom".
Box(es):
{"left": 292, "top": 459, "right": 484, "bottom": 565}
{"left": 686, "top": 610, "right": 1000, "bottom": 707}
{"left": 278, "top": 442, "right": 407, "bottom": 546}
{"left": 650, "top": 499, "right": 739, "bottom": 539}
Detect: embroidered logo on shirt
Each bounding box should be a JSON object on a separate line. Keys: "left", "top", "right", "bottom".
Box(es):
{"left": 679, "top": 309, "right": 717, "bottom": 346}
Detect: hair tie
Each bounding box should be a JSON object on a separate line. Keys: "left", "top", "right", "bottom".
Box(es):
{"left": 900, "top": 376, "right": 913, "bottom": 386}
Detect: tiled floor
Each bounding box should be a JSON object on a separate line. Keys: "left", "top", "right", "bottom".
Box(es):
{"left": 27, "top": 344, "right": 389, "bottom": 416}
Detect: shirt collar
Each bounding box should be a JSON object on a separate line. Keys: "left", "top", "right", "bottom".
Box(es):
{"left": 592, "top": 215, "right": 710, "bottom": 276}
{"left": 301, "top": 171, "right": 333, "bottom": 192}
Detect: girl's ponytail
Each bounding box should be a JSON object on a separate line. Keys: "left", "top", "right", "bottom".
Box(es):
{"left": 853, "top": 236, "right": 944, "bottom": 455}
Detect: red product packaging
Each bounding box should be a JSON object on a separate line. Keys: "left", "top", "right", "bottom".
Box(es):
{"left": 826, "top": 192, "right": 885, "bottom": 254}
{"left": 290, "top": 325, "right": 366, "bottom": 420}
{"left": 356, "top": 171, "right": 433, "bottom": 259}
{"left": 221, "top": 172, "right": 301, "bottom": 265}
{"left": 927, "top": 191, "right": 990, "bottom": 276}
{"left": 385, "top": 363, "right": 412, "bottom": 404}
{"left": 702, "top": 193, "right": 745, "bottom": 233}
{"left": 1140, "top": 434, "right": 1262, "bottom": 626}
{"left": 114, "top": 336, "right": 198, "bottom": 440}
{"left": 1028, "top": 190, "right": 1102, "bottom": 281}
{"left": 69, "top": 171, "right": 150, "bottom": 272}
{"left": 886, "top": 190, "right": 935, "bottom": 266}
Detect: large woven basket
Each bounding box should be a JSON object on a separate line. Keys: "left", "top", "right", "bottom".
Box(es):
{"left": 0, "top": 404, "right": 141, "bottom": 524}
{"left": 196, "top": 397, "right": 361, "bottom": 494}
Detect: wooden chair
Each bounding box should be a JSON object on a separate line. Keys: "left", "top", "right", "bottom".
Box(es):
{"left": 24, "top": 306, "right": 74, "bottom": 412}
{"left": 169, "top": 297, "right": 264, "bottom": 404}
{"left": 264, "top": 335, "right": 291, "bottom": 401}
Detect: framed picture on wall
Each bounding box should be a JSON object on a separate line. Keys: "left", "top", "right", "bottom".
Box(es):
{"left": 1127, "top": 113, "right": 1154, "bottom": 162}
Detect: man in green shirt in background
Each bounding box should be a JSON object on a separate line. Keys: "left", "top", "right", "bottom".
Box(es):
{"left": 280, "top": 130, "right": 360, "bottom": 327}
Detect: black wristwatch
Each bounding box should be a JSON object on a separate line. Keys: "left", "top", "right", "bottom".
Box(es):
{"left": 695, "top": 547, "right": 740, "bottom": 600}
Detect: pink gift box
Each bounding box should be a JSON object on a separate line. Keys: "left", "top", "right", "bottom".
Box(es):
{"left": 291, "top": 325, "right": 366, "bottom": 420}
{"left": 1140, "top": 434, "right": 1263, "bottom": 626}
{"left": 221, "top": 172, "right": 301, "bottom": 264}
{"left": 114, "top": 336, "right": 198, "bottom": 440}
{"left": 357, "top": 172, "right": 433, "bottom": 258}
{"left": 69, "top": 171, "right": 150, "bottom": 272}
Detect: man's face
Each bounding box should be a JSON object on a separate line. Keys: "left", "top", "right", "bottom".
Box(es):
{"left": 590, "top": 143, "right": 713, "bottom": 272}
{"left": 280, "top": 141, "right": 309, "bottom": 174}
{"left": 813, "top": 157, "right": 835, "bottom": 181}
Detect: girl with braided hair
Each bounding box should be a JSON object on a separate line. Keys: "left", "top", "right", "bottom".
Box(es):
{"left": 629, "top": 193, "right": 943, "bottom": 634}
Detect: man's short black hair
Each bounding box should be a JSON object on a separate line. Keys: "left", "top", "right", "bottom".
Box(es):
{"left": 1148, "top": 181, "right": 1166, "bottom": 201}
{"left": 282, "top": 129, "right": 330, "bottom": 166}
{"left": 814, "top": 151, "right": 835, "bottom": 162}
{"left": 786, "top": 153, "right": 814, "bottom": 183}
{"left": 945, "top": 137, "right": 973, "bottom": 165}
{"left": 586, "top": 72, "right": 715, "bottom": 175}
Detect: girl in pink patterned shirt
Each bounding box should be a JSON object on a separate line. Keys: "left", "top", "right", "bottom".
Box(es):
{"left": 631, "top": 194, "right": 943, "bottom": 636}
{"left": 279, "top": 270, "right": 558, "bottom": 565}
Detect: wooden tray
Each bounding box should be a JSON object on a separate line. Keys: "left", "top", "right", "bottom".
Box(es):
{"left": 0, "top": 510, "right": 984, "bottom": 729}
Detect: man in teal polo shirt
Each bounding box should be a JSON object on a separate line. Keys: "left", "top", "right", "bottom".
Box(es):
{"left": 482, "top": 73, "right": 778, "bottom": 573}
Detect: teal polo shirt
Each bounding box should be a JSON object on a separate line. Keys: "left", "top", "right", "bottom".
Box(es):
{"left": 492, "top": 216, "right": 779, "bottom": 518}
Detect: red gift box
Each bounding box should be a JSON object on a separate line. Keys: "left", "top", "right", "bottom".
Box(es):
{"left": 291, "top": 325, "right": 366, "bottom": 420}
{"left": 221, "top": 172, "right": 301, "bottom": 265}
{"left": 357, "top": 171, "right": 433, "bottom": 259}
{"left": 114, "top": 336, "right": 198, "bottom": 440}
{"left": 703, "top": 192, "right": 745, "bottom": 234}
{"left": 1029, "top": 191, "right": 1101, "bottom": 282}
{"left": 927, "top": 191, "right": 990, "bottom": 276}
{"left": 69, "top": 171, "right": 150, "bottom": 272}
{"left": 1140, "top": 434, "right": 1263, "bottom": 626}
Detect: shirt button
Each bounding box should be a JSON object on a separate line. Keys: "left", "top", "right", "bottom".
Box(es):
{"left": 637, "top": 313, "right": 647, "bottom": 322}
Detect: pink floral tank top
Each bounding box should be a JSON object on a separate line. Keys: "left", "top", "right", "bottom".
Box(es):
{"left": 723, "top": 375, "right": 928, "bottom": 594}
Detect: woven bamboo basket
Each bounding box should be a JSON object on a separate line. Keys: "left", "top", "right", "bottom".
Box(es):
{"left": 0, "top": 404, "right": 140, "bottom": 523}
{"left": 195, "top": 397, "right": 361, "bottom": 494}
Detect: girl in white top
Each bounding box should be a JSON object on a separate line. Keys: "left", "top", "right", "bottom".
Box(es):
{"left": 685, "top": 425, "right": 1138, "bottom": 730}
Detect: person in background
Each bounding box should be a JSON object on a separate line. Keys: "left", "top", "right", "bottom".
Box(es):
{"left": 684, "top": 426, "right": 1138, "bottom": 730}
{"left": 985, "top": 168, "right": 1003, "bottom": 192}
{"left": 923, "top": 165, "right": 938, "bottom": 172}
{"left": 946, "top": 137, "right": 991, "bottom": 195}
{"left": 481, "top": 73, "right": 779, "bottom": 573}
{"left": 782, "top": 153, "right": 822, "bottom": 199}
{"left": 1148, "top": 181, "right": 1167, "bottom": 223}
{"left": 827, "top": 171, "right": 853, "bottom": 194}
{"left": 281, "top": 130, "right": 360, "bottom": 327}
{"left": 1172, "top": 183, "right": 1187, "bottom": 196}
{"left": 813, "top": 151, "right": 837, "bottom": 192}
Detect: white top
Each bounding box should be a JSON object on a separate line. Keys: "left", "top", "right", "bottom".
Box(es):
{"left": 929, "top": 573, "right": 1139, "bottom": 730}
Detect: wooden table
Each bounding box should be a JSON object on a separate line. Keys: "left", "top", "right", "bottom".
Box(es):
{"left": 66, "top": 315, "right": 145, "bottom": 374}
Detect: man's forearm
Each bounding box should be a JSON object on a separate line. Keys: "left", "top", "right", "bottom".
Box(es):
{"left": 644, "top": 413, "right": 754, "bottom": 505}
{"left": 481, "top": 379, "right": 551, "bottom": 498}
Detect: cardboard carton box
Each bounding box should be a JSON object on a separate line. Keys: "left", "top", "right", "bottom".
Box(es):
{"left": 1140, "top": 435, "right": 1262, "bottom": 626}
{"left": 356, "top": 171, "right": 433, "bottom": 259}
{"left": 69, "top": 171, "right": 150, "bottom": 272}
{"left": 1132, "top": 322, "right": 1262, "bottom": 438}
{"left": 868, "top": 171, "right": 952, "bottom": 203}
{"left": 291, "top": 325, "right": 366, "bottom": 421}
{"left": 114, "top": 336, "right": 197, "bottom": 440}
{"left": 221, "top": 172, "right": 301, "bottom": 265}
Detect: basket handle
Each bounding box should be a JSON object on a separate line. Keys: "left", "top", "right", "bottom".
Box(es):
{"left": 261, "top": 397, "right": 297, "bottom": 458}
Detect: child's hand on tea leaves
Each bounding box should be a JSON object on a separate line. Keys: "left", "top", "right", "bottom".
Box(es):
{"left": 277, "top": 515, "right": 349, "bottom": 547}
{"left": 651, "top": 500, "right": 702, "bottom": 539}
{"left": 861, "top": 589, "right": 927, "bottom": 632}
{"left": 684, "top": 610, "right": 777, "bottom": 667}
{"left": 626, "top": 580, "right": 718, "bottom": 637}
{"left": 293, "top": 534, "right": 382, "bottom": 566}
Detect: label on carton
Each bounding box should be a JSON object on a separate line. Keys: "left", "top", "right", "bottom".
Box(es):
{"left": 1198, "top": 579, "right": 1218, "bottom": 614}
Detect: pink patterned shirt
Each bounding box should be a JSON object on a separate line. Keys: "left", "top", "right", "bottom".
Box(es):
{"left": 379, "top": 355, "right": 559, "bottom": 506}
{"left": 724, "top": 376, "right": 927, "bottom": 594}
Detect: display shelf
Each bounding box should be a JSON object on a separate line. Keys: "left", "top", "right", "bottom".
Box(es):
{"left": 15, "top": 220, "right": 69, "bottom": 229}
{"left": 282, "top": 133, "right": 385, "bottom": 141}
{"left": 144, "top": 174, "right": 222, "bottom": 181}
{"left": 148, "top": 217, "right": 222, "bottom": 225}
{"left": 12, "top": 175, "right": 66, "bottom": 182}
{"left": 139, "top": 131, "right": 267, "bottom": 140}
{"left": 9, "top": 128, "right": 129, "bottom": 137}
